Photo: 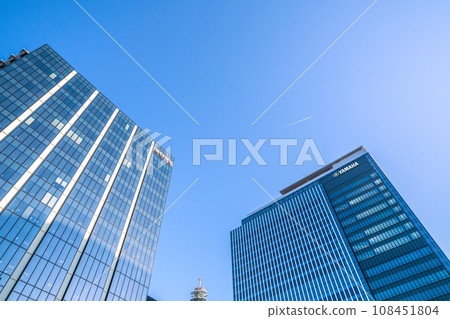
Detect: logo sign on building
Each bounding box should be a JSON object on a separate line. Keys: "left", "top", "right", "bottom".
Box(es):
{"left": 154, "top": 148, "right": 174, "bottom": 167}
{"left": 333, "top": 162, "right": 359, "bottom": 178}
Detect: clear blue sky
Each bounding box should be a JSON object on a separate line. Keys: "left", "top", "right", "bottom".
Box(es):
{"left": 2, "top": 0, "right": 450, "bottom": 301}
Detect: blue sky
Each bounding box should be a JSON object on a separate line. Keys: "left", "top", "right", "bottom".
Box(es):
{"left": 2, "top": 0, "right": 450, "bottom": 300}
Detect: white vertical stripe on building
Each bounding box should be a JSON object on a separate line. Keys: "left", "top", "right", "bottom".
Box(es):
{"left": 55, "top": 125, "right": 138, "bottom": 301}
{"left": 0, "top": 104, "right": 117, "bottom": 301}
{"left": 0, "top": 90, "right": 99, "bottom": 213}
{"left": 0, "top": 70, "right": 77, "bottom": 142}
{"left": 100, "top": 141, "right": 156, "bottom": 301}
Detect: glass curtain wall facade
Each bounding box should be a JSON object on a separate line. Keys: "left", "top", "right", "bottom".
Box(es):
{"left": 0, "top": 45, "right": 173, "bottom": 301}
{"left": 231, "top": 147, "right": 450, "bottom": 301}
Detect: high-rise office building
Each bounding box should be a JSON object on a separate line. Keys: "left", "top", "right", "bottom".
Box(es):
{"left": 231, "top": 147, "right": 450, "bottom": 301}
{"left": 0, "top": 44, "right": 174, "bottom": 301}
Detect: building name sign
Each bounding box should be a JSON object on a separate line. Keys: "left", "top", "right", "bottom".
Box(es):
{"left": 333, "top": 161, "right": 359, "bottom": 177}
{"left": 154, "top": 148, "right": 173, "bottom": 167}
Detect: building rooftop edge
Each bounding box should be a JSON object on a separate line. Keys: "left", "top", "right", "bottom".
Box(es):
{"left": 279, "top": 146, "right": 365, "bottom": 195}
{"left": 0, "top": 48, "right": 29, "bottom": 70}
{"left": 241, "top": 146, "right": 368, "bottom": 221}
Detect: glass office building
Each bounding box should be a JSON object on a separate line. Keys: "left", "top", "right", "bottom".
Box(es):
{"left": 231, "top": 147, "right": 450, "bottom": 301}
{"left": 0, "top": 45, "right": 173, "bottom": 301}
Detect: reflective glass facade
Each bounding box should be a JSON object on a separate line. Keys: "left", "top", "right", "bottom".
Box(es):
{"left": 0, "top": 45, "right": 173, "bottom": 301}
{"left": 231, "top": 148, "right": 450, "bottom": 301}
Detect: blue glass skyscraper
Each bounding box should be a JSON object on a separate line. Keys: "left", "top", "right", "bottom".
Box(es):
{"left": 0, "top": 45, "right": 173, "bottom": 301}
{"left": 231, "top": 147, "right": 450, "bottom": 301}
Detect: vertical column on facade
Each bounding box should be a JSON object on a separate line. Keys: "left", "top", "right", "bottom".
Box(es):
{"left": 230, "top": 230, "right": 238, "bottom": 300}
{"left": 277, "top": 201, "right": 305, "bottom": 301}
{"left": 243, "top": 222, "right": 254, "bottom": 300}
{"left": 314, "top": 188, "right": 355, "bottom": 299}
{"left": 264, "top": 208, "right": 282, "bottom": 300}
{"left": 284, "top": 199, "right": 315, "bottom": 300}
{"left": 238, "top": 228, "right": 245, "bottom": 301}
{"left": 308, "top": 188, "right": 357, "bottom": 300}
{"left": 278, "top": 203, "right": 296, "bottom": 300}
{"left": 276, "top": 201, "right": 308, "bottom": 300}
{"left": 55, "top": 125, "right": 138, "bottom": 301}
{"left": 290, "top": 194, "right": 325, "bottom": 299}
{"left": 250, "top": 215, "right": 266, "bottom": 300}
{"left": 237, "top": 227, "right": 247, "bottom": 300}
{"left": 100, "top": 141, "right": 156, "bottom": 301}
{"left": 230, "top": 230, "right": 237, "bottom": 299}
{"left": 300, "top": 191, "right": 336, "bottom": 299}
{"left": 0, "top": 103, "right": 117, "bottom": 301}
{"left": 260, "top": 212, "right": 281, "bottom": 300}
{"left": 299, "top": 190, "right": 339, "bottom": 300}
{"left": 0, "top": 70, "right": 77, "bottom": 142}
{"left": 243, "top": 220, "right": 255, "bottom": 299}
{"left": 0, "top": 90, "right": 99, "bottom": 213}
{"left": 314, "top": 187, "right": 373, "bottom": 300}
{"left": 270, "top": 205, "right": 295, "bottom": 300}
{"left": 248, "top": 216, "right": 265, "bottom": 300}
{"left": 252, "top": 215, "right": 269, "bottom": 300}
{"left": 303, "top": 189, "right": 347, "bottom": 300}
{"left": 245, "top": 221, "right": 258, "bottom": 300}
{"left": 234, "top": 227, "right": 244, "bottom": 300}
